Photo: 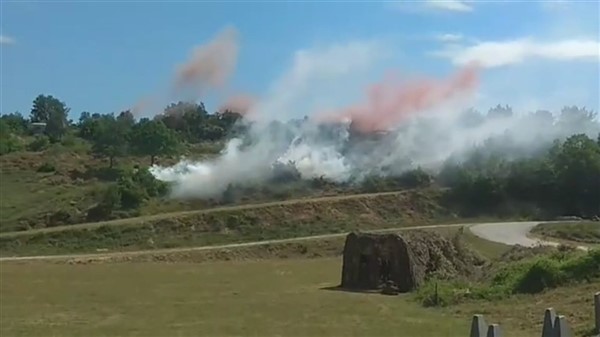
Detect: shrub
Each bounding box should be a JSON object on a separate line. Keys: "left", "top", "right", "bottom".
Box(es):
{"left": 37, "top": 162, "right": 56, "bottom": 173}
{"left": 87, "top": 167, "right": 170, "bottom": 220}
{"left": 513, "top": 258, "right": 565, "bottom": 294}
{"left": 415, "top": 279, "right": 504, "bottom": 307}
{"left": 27, "top": 135, "right": 50, "bottom": 152}
{"left": 86, "top": 184, "right": 121, "bottom": 221}
{"left": 561, "top": 249, "right": 600, "bottom": 281}
{"left": 130, "top": 168, "right": 168, "bottom": 197}
{"left": 492, "top": 249, "right": 599, "bottom": 295}
{"left": 398, "top": 168, "right": 433, "bottom": 188}
{"left": 117, "top": 180, "right": 146, "bottom": 210}
{"left": 0, "top": 137, "right": 23, "bottom": 155}
{"left": 60, "top": 134, "right": 90, "bottom": 153}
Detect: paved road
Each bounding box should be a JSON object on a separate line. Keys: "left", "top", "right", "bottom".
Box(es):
{"left": 2, "top": 221, "right": 581, "bottom": 263}
{"left": 470, "top": 221, "right": 588, "bottom": 251}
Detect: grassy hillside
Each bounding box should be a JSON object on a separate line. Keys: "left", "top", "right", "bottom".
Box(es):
{"left": 0, "top": 189, "right": 451, "bottom": 257}
{"left": 0, "top": 143, "right": 365, "bottom": 233}
{"left": 531, "top": 222, "right": 600, "bottom": 244}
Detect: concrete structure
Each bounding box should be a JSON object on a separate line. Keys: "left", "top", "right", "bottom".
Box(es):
{"left": 486, "top": 324, "right": 501, "bottom": 337}
{"left": 29, "top": 122, "right": 46, "bottom": 134}
{"left": 541, "top": 308, "right": 557, "bottom": 337}
{"left": 595, "top": 292, "right": 600, "bottom": 334}
{"left": 469, "top": 314, "right": 487, "bottom": 337}
{"left": 470, "top": 304, "right": 583, "bottom": 337}
{"left": 468, "top": 315, "right": 502, "bottom": 337}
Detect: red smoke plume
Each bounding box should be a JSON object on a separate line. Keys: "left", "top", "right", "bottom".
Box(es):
{"left": 218, "top": 94, "right": 257, "bottom": 115}
{"left": 317, "top": 64, "right": 480, "bottom": 132}
{"left": 173, "top": 26, "right": 239, "bottom": 96}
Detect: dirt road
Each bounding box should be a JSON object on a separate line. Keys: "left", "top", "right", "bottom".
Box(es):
{"left": 0, "top": 190, "right": 413, "bottom": 238}
{"left": 1, "top": 221, "right": 571, "bottom": 262}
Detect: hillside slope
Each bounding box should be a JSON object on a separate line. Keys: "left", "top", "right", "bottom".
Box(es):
{"left": 0, "top": 189, "right": 449, "bottom": 257}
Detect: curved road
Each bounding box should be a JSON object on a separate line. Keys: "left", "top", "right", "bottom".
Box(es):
{"left": 1, "top": 221, "right": 583, "bottom": 262}
{"left": 470, "top": 221, "right": 588, "bottom": 251}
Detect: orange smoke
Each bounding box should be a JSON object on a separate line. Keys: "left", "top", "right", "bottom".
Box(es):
{"left": 318, "top": 64, "right": 480, "bottom": 132}
{"left": 218, "top": 94, "right": 257, "bottom": 115}
{"left": 173, "top": 26, "right": 239, "bottom": 96}
{"left": 129, "top": 96, "right": 156, "bottom": 117}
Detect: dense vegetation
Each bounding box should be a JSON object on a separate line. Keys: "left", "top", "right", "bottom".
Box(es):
{"left": 1, "top": 94, "right": 599, "bottom": 232}
{"left": 416, "top": 247, "right": 600, "bottom": 307}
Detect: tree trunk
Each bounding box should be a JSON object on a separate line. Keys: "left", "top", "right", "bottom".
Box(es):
{"left": 109, "top": 156, "right": 114, "bottom": 169}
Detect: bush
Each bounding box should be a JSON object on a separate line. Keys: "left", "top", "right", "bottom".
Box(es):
{"left": 37, "top": 162, "right": 56, "bottom": 173}
{"left": 87, "top": 184, "right": 121, "bottom": 221}
{"left": 415, "top": 279, "right": 506, "bottom": 307}
{"left": 117, "top": 180, "right": 146, "bottom": 209}
{"left": 398, "top": 168, "right": 433, "bottom": 188}
{"left": 561, "top": 249, "right": 600, "bottom": 281}
{"left": 130, "top": 168, "right": 169, "bottom": 197}
{"left": 492, "top": 249, "right": 599, "bottom": 295}
{"left": 87, "top": 167, "right": 170, "bottom": 220}
{"left": 27, "top": 135, "right": 50, "bottom": 152}
{"left": 513, "top": 258, "right": 565, "bottom": 293}
{"left": 60, "top": 134, "right": 90, "bottom": 153}
{"left": 417, "top": 249, "right": 600, "bottom": 308}
{"left": 0, "top": 135, "right": 24, "bottom": 155}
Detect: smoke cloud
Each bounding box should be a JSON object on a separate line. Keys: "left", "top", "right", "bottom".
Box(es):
{"left": 149, "top": 30, "right": 599, "bottom": 199}
{"left": 130, "top": 27, "right": 241, "bottom": 117}
{"left": 173, "top": 26, "right": 239, "bottom": 96}
{"left": 218, "top": 94, "right": 257, "bottom": 115}
{"left": 317, "top": 64, "right": 479, "bottom": 132}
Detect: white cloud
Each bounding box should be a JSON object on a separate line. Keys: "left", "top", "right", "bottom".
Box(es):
{"left": 435, "top": 33, "right": 464, "bottom": 42}
{"left": 424, "top": 0, "right": 473, "bottom": 12}
{"left": 435, "top": 38, "right": 600, "bottom": 68}
{"left": 0, "top": 35, "right": 15, "bottom": 45}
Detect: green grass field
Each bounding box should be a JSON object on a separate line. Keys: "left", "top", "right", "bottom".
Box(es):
{"left": 2, "top": 256, "right": 597, "bottom": 337}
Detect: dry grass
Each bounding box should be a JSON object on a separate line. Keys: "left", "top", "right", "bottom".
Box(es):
{"left": 532, "top": 222, "right": 600, "bottom": 245}
{"left": 0, "top": 189, "right": 450, "bottom": 257}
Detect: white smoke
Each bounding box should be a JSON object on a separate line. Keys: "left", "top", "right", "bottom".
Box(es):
{"left": 149, "top": 40, "right": 600, "bottom": 199}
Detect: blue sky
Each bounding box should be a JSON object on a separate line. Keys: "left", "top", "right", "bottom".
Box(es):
{"left": 1, "top": 0, "right": 599, "bottom": 120}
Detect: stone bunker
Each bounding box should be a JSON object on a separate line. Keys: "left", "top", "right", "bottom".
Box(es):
{"left": 340, "top": 230, "right": 479, "bottom": 292}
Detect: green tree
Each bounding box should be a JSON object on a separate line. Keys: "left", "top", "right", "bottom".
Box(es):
{"left": 0, "top": 119, "right": 24, "bottom": 155}
{"left": 117, "top": 110, "right": 135, "bottom": 129}
{"left": 30, "top": 95, "right": 70, "bottom": 123}
{"left": 0, "top": 112, "right": 28, "bottom": 135}
{"left": 131, "top": 120, "right": 179, "bottom": 165}
{"left": 78, "top": 112, "right": 104, "bottom": 140}
{"left": 91, "top": 115, "right": 129, "bottom": 168}
{"left": 30, "top": 95, "right": 70, "bottom": 141}
{"left": 551, "top": 134, "right": 600, "bottom": 216}
{"left": 45, "top": 107, "right": 69, "bottom": 142}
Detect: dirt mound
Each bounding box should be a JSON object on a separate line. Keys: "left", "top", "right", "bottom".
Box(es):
{"left": 340, "top": 230, "right": 482, "bottom": 292}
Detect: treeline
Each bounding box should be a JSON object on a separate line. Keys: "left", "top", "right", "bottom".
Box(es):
{"left": 0, "top": 94, "right": 244, "bottom": 164}
{"left": 438, "top": 133, "right": 600, "bottom": 219}
{"left": 1, "top": 94, "right": 599, "bottom": 222}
